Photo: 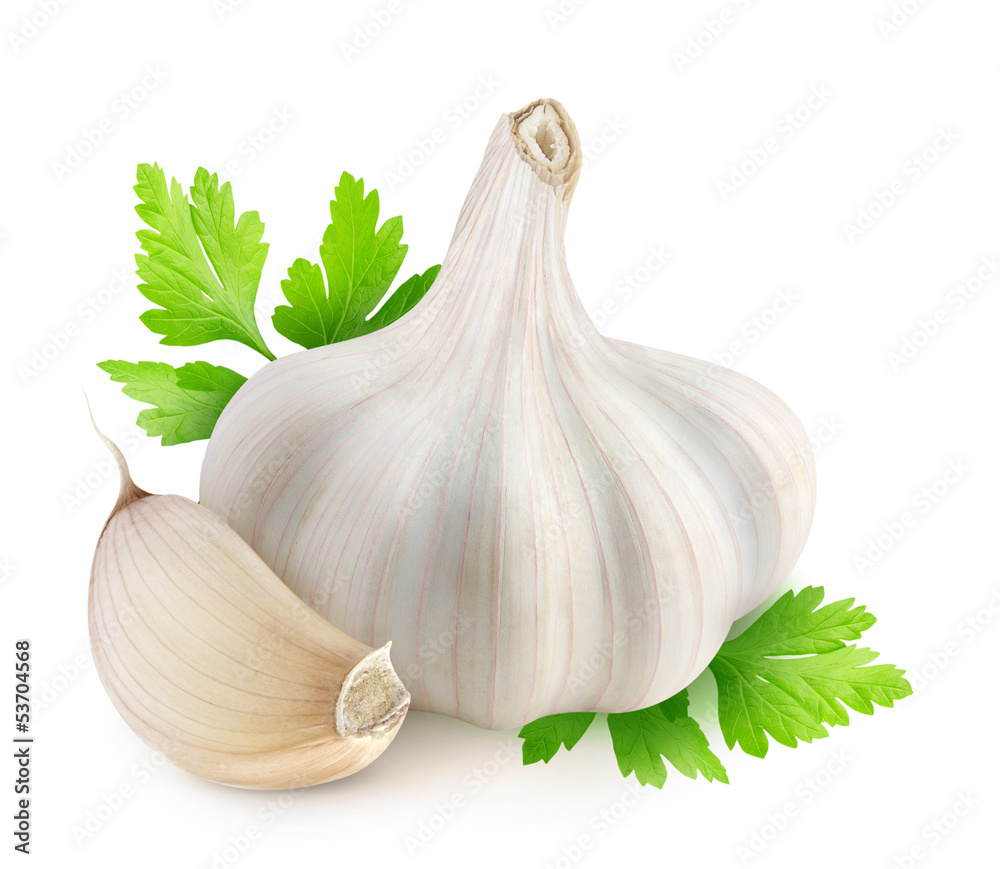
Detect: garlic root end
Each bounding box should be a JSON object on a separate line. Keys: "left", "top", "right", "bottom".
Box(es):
{"left": 335, "top": 643, "right": 410, "bottom": 736}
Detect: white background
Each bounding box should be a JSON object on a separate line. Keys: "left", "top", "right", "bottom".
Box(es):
{"left": 2, "top": 0, "right": 998, "bottom": 866}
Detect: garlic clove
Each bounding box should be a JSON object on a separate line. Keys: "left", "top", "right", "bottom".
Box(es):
{"left": 200, "top": 98, "right": 816, "bottom": 731}
{"left": 89, "top": 425, "right": 409, "bottom": 789}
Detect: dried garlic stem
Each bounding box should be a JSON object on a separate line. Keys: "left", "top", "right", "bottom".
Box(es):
{"left": 511, "top": 98, "right": 582, "bottom": 200}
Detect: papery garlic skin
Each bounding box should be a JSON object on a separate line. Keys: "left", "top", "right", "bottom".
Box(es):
{"left": 201, "top": 99, "right": 816, "bottom": 730}
{"left": 89, "top": 434, "right": 409, "bottom": 788}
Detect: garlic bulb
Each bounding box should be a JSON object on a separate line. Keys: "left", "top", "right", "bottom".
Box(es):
{"left": 89, "top": 429, "right": 409, "bottom": 788}
{"left": 200, "top": 98, "right": 816, "bottom": 731}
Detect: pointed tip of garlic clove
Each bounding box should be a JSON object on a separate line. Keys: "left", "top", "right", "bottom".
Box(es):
{"left": 83, "top": 393, "right": 151, "bottom": 525}
{"left": 335, "top": 643, "right": 411, "bottom": 736}
{"left": 510, "top": 98, "right": 582, "bottom": 203}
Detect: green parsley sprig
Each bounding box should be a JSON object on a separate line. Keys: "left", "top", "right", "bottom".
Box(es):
{"left": 518, "top": 586, "right": 912, "bottom": 788}
{"left": 100, "top": 165, "right": 438, "bottom": 444}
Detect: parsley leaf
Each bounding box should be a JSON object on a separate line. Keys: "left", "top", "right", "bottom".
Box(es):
{"left": 518, "top": 712, "right": 595, "bottom": 765}
{"left": 517, "top": 587, "right": 911, "bottom": 786}
{"left": 362, "top": 264, "right": 440, "bottom": 335}
{"left": 105, "top": 166, "right": 438, "bottom": 441}
{"left": 608, "top": 691, "right": 729, "bottom": 788}
{"left": 98, "top": 360, "right": 246, "bottom": 445}
{"left": 134, "top": 164, "right": 274, "bottom": 360}
{"left": 272, "top": 172, "right": 436, "bottom": 348}
{"left": 709, "top": 586, "right": 912, "bottom": 758}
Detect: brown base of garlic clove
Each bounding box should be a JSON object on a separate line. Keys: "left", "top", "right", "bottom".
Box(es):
{"left": 336, "top": 643, "right": 410, "bottom": 736}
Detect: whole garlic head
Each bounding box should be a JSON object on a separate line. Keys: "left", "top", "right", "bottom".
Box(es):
{"left": 201, "top": 98, "right": 816, "bottom": 731}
